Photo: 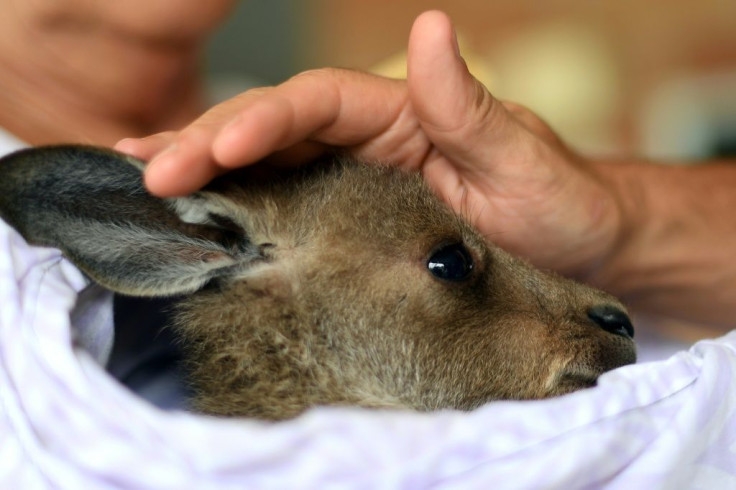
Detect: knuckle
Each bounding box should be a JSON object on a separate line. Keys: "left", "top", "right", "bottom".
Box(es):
{"left": 229, "top": 85, "right": 275, "bottom": 104}
{"left": 289, "top": 67, "right": 341, "bottom": 81}
{"left": 241, "top": 86, "right": 274, "bottom": 98}
{"left": 287, "top": 67, "right": 365, "bottom": 86}
{"left": 175, "top": 124, "right": 212, "bottom": 148}
{"left": 143, "top": 130, "right": 176, "bottom": 142}
{"left": 500, "top": 100, "right": 560, "bottom": 143}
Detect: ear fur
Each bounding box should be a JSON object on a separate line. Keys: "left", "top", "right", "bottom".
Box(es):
{"left": 0, "top": 145, "right": 260, "bottom": 296}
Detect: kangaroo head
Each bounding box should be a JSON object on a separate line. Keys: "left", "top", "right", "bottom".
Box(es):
{"left": 0, "top": 145, "right": 635, "bottom": 420}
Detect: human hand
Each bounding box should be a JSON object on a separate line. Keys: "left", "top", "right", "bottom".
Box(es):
{"left": 115, "top": 10, "right": 624, "bottom": 278}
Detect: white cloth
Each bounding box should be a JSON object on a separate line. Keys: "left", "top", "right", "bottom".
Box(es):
{"left": 0, "top": 129, "right": 26, "bottom": 154}
{"left": 2, "top": 134, "right": 736, "bottom": 488}
{"left": 2, "top": 216, "right": 736, "bottom": 488}
{"left": 0, "top": 134, "right": 115, "bottom": 365}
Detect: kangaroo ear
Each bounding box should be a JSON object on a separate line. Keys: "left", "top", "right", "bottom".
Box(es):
{"left": 0, "top": 145, "right": 260, "bottom": 296}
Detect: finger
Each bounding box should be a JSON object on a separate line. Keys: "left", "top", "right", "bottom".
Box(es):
{"left": 212, "top": 68, "right": 409, "bottom": 168}
{"left": 407, "top": 10, "right": 527, "bottom": 174}
{"left": 145, "top": 70, "right": 408, "bottom": 196}
{"left": 141, "top": 89, "right": 271, "bottom": 196}
{"left": 142, "top": 127, "right": 227, "bottom": 196}
{"left": 260, "top": 140, "right": 330, "bottom": 168}
{"left": 114, "top": 131, "right": 177, "bottom": 160}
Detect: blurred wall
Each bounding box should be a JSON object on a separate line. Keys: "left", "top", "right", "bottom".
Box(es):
{"left": 205, "top": 0, "right": 307, "bottom": 98}
{"left": 206, "top": 0, "right": 736, "bottom": 159}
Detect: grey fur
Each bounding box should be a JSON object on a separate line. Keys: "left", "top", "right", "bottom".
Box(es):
{"left": 0, "top": 145, "right": 636, "bottom": 420}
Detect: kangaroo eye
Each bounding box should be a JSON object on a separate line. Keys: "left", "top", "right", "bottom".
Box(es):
{"left": 427, "top": 243, "right": 474, "bottom": 281}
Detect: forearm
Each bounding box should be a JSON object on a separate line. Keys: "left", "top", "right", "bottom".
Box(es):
{"left": 590, "top": 159, "right": 736, "bottom": 328}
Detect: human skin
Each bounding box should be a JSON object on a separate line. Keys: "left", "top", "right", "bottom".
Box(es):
{"left": 0, "top": 0, "right": 236, "bottom": 147}
{"left": 0, "top": 2, "right": 730, "bottom": 331}
{"left": 116, "top": 10, "right": 736, "bottom": 330}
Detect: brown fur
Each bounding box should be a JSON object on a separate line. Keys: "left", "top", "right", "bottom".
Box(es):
{"left": 0, "top": 146, "right": 636, "bottom": 421}
{"left": 174, "top": 160, "right": 635, "bottom": 419}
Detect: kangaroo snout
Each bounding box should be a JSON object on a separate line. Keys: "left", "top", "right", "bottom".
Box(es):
{"left": 588, "top": 304, "right": 635, "bottom": 339}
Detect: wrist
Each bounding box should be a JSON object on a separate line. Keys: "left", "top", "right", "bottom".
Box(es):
{"left": 560, "top": 157, "right": 736, "bottom": 327}
{"left": 570, "top": 158, "right": 647, "bottom": 293}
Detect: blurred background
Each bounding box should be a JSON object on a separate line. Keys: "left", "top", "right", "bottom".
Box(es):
{"left": 206, "top": 0, "right": 736, "bottom": 162}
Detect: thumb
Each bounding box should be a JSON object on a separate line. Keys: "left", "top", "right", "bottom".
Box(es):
{"left": 407, "top": 10, "right": 523, "bottom": 173}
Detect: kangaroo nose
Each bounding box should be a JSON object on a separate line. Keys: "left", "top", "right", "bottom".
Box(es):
{"left": 587, "top": 305, "right": 634, "bottom": 338}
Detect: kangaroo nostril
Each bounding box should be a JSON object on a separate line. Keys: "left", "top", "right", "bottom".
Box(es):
{"left": 587, "top": 305, "right": 634, "bottom": 339}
